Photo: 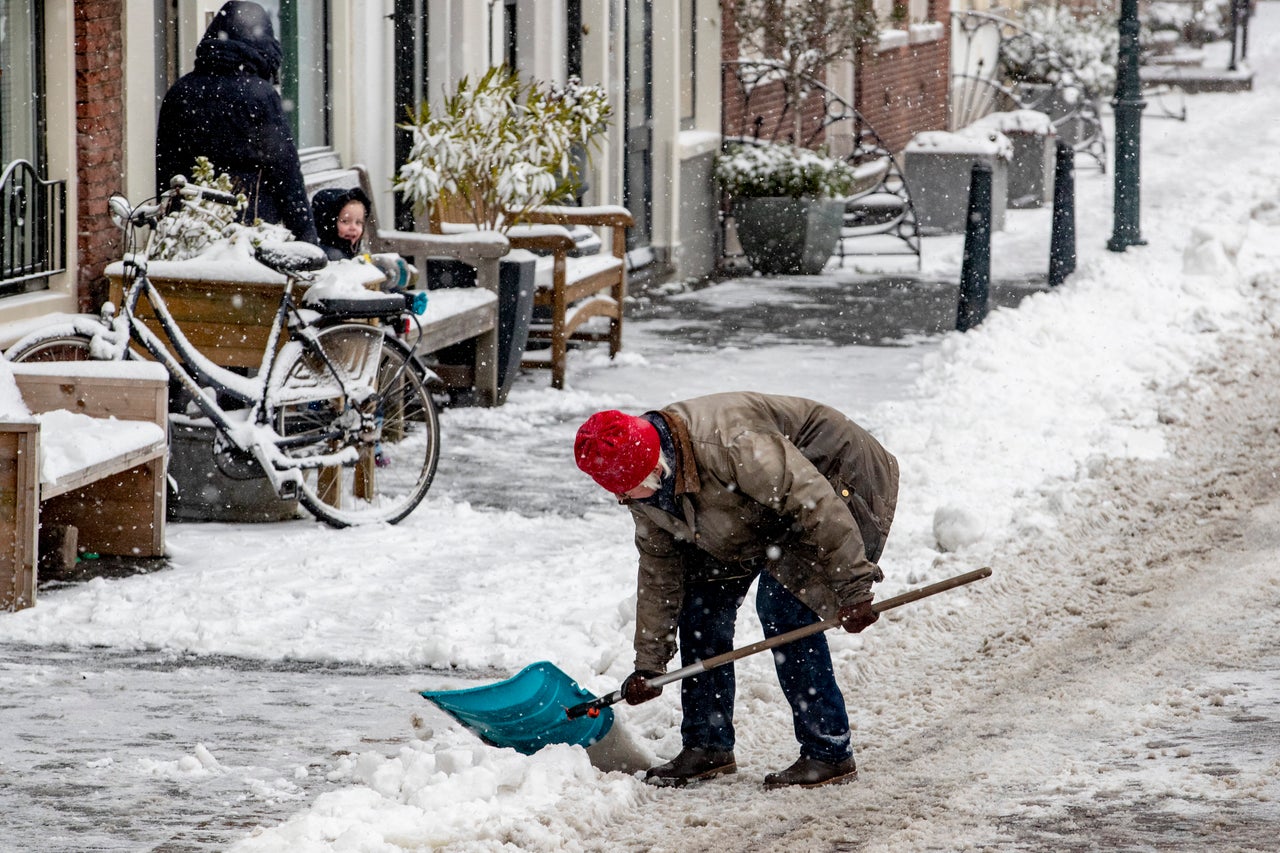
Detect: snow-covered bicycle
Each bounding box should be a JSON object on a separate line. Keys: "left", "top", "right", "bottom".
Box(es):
{"left": 6, "top": 178, "right": 439, "bottom": 527}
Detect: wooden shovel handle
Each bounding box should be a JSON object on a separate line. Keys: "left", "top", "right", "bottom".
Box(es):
{"left": 565, "top": 566, "right": 992, "bottom": 720}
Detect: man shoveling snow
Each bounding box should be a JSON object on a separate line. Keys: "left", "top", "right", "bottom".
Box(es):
{"left": 574, "top": 392, "right": 899, "bottom": 788}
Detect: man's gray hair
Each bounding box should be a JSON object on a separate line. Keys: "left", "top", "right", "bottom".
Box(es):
{"left": 638, "top": 452, "right": 672, "bottom": 491}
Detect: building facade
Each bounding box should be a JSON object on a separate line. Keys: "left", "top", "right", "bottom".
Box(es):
{"left": 1, "top": 1, "right": 951, "bottom": 337}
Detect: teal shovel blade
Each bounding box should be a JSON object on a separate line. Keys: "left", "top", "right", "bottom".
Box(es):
{"left": 421, "top": 661, "right": 614, "bottom": 755}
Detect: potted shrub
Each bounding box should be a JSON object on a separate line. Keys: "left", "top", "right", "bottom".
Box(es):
{"left": 394, "top": 67, "right": 612, "bottom": 397}
{"left": 395, "top": 66, "right": 611, "bottom": 231}
{"left": 716, "top": 141, "right": 875, "bottom": 275}
{"left": 1000, "top": 3, "right": 1116, "bottom": 149}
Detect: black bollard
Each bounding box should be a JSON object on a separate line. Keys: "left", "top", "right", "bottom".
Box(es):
{"left": 956, "top": 161, "right": 992, "bottom": 332}
{"left": 1048, "top": 140, "right": 1077, "bottom": 287}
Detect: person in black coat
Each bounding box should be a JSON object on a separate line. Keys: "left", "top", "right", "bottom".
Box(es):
{"left": 155, "top": 1, "right": 318, "bottom": 244}
{"left": 311, "top": 187, "right": 371, "bottom": 261}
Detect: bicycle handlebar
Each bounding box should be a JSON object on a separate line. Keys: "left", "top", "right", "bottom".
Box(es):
{"left": 111, "top": 176, "right": 244, "bottom": 231}
{"left": 169, "top": 175, "right": 241, "bottom": 208}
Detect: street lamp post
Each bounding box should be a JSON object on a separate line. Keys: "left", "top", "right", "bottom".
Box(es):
{"left": 1108, "top": 0, "right": 1147, "bottom": 252}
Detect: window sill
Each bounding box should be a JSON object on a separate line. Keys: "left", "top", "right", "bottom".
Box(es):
{"left": 875, "top": 21, "right": 945, "bottom": 52}
{"left": 910, "top": 22, "right": 945, "bottom": 44}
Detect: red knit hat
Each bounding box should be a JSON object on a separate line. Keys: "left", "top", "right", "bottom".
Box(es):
{"left": 574, "top": 410, "right": 661, "bottom": 495}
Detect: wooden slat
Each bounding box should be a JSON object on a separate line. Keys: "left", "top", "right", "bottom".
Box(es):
{"left": 0, "top": 426, "right": 39, "bottom": 611}
{"left": 14, "top": 373, "right": 169, "bottom": 424}
{"left": 413, "top": 304, "right": 497, "bottom": 354}
{"left": 39, "top": 442, "right": 167, "bottom": 500}
{"left": 42, "top": 457, "right": 166, "bottom": 557}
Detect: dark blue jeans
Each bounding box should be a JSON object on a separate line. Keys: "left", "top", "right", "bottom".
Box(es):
{"left": 678, "top": 571, "right": 852, "bottom": 763}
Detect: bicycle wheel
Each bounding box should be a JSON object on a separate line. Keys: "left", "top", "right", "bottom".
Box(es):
{"left": 269, "top": 323, "right": 439, "bottom": 527}
{"left": 6, "top": 334, "right": 95, "bottom": 362}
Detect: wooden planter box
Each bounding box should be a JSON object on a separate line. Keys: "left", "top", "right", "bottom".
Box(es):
{"left": 105, "top": 259, "right": 386, "bottom": 369}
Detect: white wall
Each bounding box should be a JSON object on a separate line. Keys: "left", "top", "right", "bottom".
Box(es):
{"left": 0, "top": 0, "right": 79, "bottom": 330}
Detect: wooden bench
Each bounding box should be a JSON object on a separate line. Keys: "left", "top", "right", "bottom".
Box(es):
{"left": 2, "top": 361, "right": 169, "bottom": 611}
{"left": 302, "top": 161, "right": 511, "bottom": 404}
{"left": 434, "top": 202, "right": 634, "bottom": 390}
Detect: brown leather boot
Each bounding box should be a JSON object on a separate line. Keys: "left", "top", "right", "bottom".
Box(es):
{"left": 763, "top": 756, "right": 858, "bottom": 789}
{"left": 643, "top": 748, "right": 737, "bottom": 788}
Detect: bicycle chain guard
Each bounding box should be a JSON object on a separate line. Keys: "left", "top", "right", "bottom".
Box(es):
{"left": 212, "top": 430, "right": 267, "bottom": 481}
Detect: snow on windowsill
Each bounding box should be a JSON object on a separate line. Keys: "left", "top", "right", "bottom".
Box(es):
{"left": 678, "top": 130, "right": 722, "bottom": 160}
{"left": 876, "top": 21, "right": 944, "bottom": 52}
{"left": 876, "top": 28, "right": 909, "bottom": 52}
{"left": 910, "top": 22, "right": 945, "bottom": 44}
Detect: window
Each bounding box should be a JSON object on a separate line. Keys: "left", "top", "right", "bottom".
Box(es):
{"left": 679, "top": 0, "right": 695, "bottom": 127}
{"left": 259, "top": 0, "right": 331, "bottom": 150}
{"left": 1, "top": 0, "right": 64, "bottom": 297}
{"left": 1, "top": 0, "right": 44, "bottom": 170}
{"left": 874, "top": 0, "right": 929, "bottom": 27}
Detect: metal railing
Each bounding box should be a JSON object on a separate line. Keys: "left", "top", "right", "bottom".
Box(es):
{"left": 1, "top": 159, "right": 67, "bottom": 296}
{"left": 720, "top": 58, "right": 922, "bottom": 268}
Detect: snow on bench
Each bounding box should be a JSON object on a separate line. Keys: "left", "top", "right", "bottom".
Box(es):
{"left": 1, "top": 360, "right": 169, "bottom": 611}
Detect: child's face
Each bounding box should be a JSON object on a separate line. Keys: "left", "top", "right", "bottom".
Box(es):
{"left": 336, "top": 200, "right": 366, "bottom": 244}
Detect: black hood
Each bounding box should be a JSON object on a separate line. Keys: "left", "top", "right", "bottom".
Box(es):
{"left": 311, "top": 187, "right": 371, "bottom": 259}
{"left": 194, "top": 1, "right": 283, "bottom": 82}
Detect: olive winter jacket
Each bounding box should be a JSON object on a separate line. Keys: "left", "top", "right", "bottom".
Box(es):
{"left": 627, "top": 392, "right": 899, "bottom": 671}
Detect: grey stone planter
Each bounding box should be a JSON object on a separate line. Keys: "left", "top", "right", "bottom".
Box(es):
{"left": 734, "top": 197, "right": 846, "bottom": 275}
{"left": 168, "top": 420, "right": 300, "bottom": 523}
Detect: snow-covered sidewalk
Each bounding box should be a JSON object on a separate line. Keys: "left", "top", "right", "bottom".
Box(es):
{"left": 4, "top": 11, "right": 1280, "bottom": 851}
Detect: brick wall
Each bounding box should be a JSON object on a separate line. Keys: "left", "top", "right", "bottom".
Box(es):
{"left": 721, "top": 0, "right": 952, "bottom": 155}
{"left": 854, "top": 0, "right": 951, "bottom": 153}
{"left": 74, "top": 0, "right": 125, "bottom": 311}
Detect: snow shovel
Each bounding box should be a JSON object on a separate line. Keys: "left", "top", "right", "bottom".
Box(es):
{"left": 421, "top": 567, "right": 991, "bottom": 754}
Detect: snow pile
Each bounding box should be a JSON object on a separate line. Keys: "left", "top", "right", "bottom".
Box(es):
{"left": 0, "top": 358, "right": 32, "bottom": 419}
{"left": 232, "top": 737, "right": 648, "bottom": 852}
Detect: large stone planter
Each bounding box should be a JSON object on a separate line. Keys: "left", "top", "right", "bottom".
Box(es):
{"left": 903, "top": 130, "right": 1010, "bottom": 235}
{"left": 734, "top": 197, "right": 846, "bottom": 275}
{"left": 968, "top": 110, "right": 1056, "bottom": 209}
{"left": 168, "top": 420, "right": 300, "bottom": 523}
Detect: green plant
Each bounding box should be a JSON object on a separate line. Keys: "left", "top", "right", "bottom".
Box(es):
{"left": 149, "top": 157, "right": 290, "bottom": 261}
{"left": 394, "top": 66, "right": 612, "bottom": 232}
{"left": 1002, "top": 3, "right": 1118, "bottom": 95}
{"left": 714, "top": 141, "right": 864, "bottom": 199}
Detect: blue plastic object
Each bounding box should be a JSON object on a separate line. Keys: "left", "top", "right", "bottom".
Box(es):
{"left": 409, "top": 290, "right": 428, "bottom": 315}
{"left": 421, "top": 661, "right": 614, "bottom": 755}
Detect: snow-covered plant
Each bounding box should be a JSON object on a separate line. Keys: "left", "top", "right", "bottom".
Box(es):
{"left": 1145, "top": 0, "right": 1229, "bottom": 46}
{"left": 149, "top": 157, "right": 291, "bottom": 261}
{"left": 728, "top": 0, "right": 878, "bottom": 140}
{"left": 714, "top": 141, "right": 864, "bottom": 199}
{"left": 394, "top": 67, "right": 612, "bottom": 232}
{"left": 1003, "top": 2, "right": 1118, "bottom": 95}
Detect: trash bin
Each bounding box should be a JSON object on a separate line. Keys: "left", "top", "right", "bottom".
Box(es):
{"left": 426, "top": 252, "right": 536, "bottom": 404}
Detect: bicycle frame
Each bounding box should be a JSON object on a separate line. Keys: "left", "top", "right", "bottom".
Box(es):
{"left": 67, "top": 186, "right": 424, "bottom": 501}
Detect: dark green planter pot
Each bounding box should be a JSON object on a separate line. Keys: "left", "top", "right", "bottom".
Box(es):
{"left": 734, "top": 196, "right": 846, "bottom": 275}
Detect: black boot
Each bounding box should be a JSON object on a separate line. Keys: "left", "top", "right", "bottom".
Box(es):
{"left": 763, "top": 756, "right": 857, "bottom": 789}
{"left": 643, "top": 747, "right": 737, "bottom": 787}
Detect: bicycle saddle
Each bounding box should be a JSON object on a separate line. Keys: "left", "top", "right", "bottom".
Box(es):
{"left": 255, "top": 241, "right": 329, "bottom": 275}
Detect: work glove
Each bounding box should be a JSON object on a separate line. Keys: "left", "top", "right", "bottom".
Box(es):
{"left": 838, "top": 599, "right": 879, "bottom": 634}
{"left": 620, "top": 670, "right": 664, "bottom": 705}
